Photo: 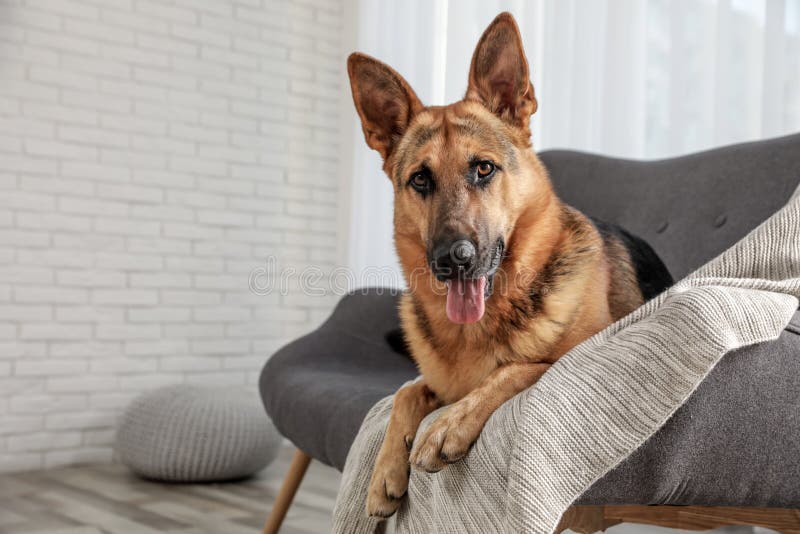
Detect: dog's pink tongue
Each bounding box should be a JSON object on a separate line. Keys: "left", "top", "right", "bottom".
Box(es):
{"left": 445, "top": 277, "right": 486, "bottom": 324}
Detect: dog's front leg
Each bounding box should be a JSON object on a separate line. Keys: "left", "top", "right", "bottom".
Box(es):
{"left": 366, "top": 380, "right": 440, "bottom": 518}
{"left": 410, "top": 362, "right": 551, "bottom": 473}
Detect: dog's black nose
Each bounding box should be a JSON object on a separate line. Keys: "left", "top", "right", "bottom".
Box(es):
{"left": 451, "top": 240, "right": 475, "bottom": 264}
{"left": 430, "top": 238, "right": 476, "bottom": 280}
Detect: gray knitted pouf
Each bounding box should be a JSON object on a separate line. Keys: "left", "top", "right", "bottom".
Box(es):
{"left": 116, "top": 384, "right": 281, "bottom": 482}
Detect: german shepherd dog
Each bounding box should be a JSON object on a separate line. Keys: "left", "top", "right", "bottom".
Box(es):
{"left": 347, "top": 13, "right": 672, "bottom": 517}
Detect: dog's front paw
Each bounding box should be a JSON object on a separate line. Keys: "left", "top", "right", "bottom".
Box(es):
{"left": 409, "top": 404, "right": 480, "bottom": 473}
{"left": 365, "top": 455, "right": 409, "bottom": 518}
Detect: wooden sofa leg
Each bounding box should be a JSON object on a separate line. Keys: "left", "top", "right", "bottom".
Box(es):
{"left": 263, "top": 449, "right": 312, "bottom": 534}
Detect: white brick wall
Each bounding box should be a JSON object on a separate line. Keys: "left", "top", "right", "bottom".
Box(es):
{"left": 0, "top": 0, "right": 343, "bottom": 473}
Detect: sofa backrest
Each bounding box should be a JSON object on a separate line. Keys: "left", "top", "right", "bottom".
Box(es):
{"left": 540, "top": 133, "right": 800, "bottom": 279}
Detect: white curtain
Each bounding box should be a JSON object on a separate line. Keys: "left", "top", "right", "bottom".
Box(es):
{"left": 342, "top": 0, "right": 800, "bottom": 280}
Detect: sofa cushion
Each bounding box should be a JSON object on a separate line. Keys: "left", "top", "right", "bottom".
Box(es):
{"left": 578, "top": 309, "right": 800, "bottom": 506}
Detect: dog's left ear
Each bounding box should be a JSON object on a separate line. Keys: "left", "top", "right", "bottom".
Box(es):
{"left": 466, "top": 12, "right": 537, "bottom": 131}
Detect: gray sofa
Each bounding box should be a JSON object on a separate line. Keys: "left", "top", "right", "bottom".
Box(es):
{"left": 260, "top": 133, "right": 800, "bottom": 507}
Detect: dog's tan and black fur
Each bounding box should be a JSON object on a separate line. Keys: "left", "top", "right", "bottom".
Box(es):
{"left": 347, "top": 13, "right": 672, "bottom": 517}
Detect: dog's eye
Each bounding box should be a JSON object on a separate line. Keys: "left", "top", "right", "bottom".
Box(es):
{"left": 409, "top": 171, "right": 432, "bottom": 194}
{"left": 476, "top": 161, "right": 495, "bottom": 179}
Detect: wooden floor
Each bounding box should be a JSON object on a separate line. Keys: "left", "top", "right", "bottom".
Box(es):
{"left": 0, "top": 446, "right": 342, "bottom": 534}
{"left": 0, "top": 448, "right": 777, "bottom": 534}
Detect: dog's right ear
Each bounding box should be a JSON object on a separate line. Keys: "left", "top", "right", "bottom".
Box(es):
{"left": 347, "top": 53, "right": 423, "bottom": 162}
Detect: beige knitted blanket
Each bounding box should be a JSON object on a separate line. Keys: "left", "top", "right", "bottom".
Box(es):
{"left": 333, "top": 189, "right": 800, "bottom": 534}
